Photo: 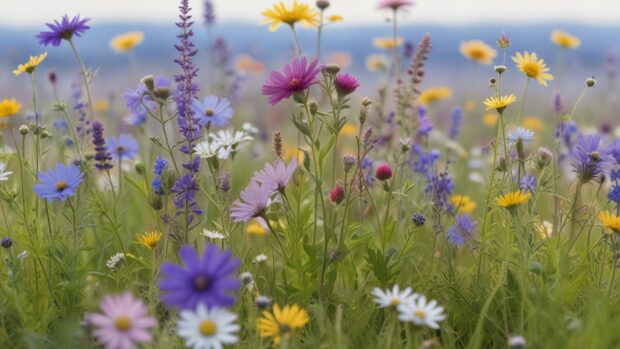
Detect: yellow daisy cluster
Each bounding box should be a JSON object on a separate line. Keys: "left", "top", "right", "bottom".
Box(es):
{"left": 496, "top": 191, "right": 531, "bottom": 208}
{"left": 459, "top": 40, "right": 496, "bottom": 65}
{"left": 512, "top": 52, "right": 554, "bottom": 87}
{"left": 483, "top": 95, "right": 517, "bottom": 112}
{"left": 366, "top": 54, "right": 389, "bottom": 72}
{"left": 258, "top": 304, "right": 309, "bottom": 345}
{"left": 418, "top": 87, "right": 453, "bottom": 105}
{"left": 450, "top": 195, "right": 477, "bottom": 214}
{"left": 0, "top": 99, "right": 22, "bottom": 117}
{"left": 110, "top": 31, "right": 144, "bottom": 53}
{"left": 550, "top": 30, "right": 580, "bottom": 49}
{"left": 136, "top": 231, "right": 162, "bottom": 250}
{"left": 521, "top": 116, "right": 544, "bottom": 131}
{"left": 373, "top": 36, "right": 404, "bottom": 50}
{"left": 261, "top": 1, "right": 319, "bottom": 31}
{"left": 598, "top": 211, "right": 620, "bottom": 234}
{"left": 13, "top": 52, "right": 47, "bottom": 76}
{"left": 246, "top": 221, "right": 267, "bottom": 236}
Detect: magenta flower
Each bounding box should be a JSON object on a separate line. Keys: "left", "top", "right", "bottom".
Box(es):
{"left": 230, "top": 180, "right": 272, "bottom": 222}
{"left": 334, "top": 73, "right": 360, "bottom": 96}
{"left": 377, "top": 0, "right": 414, "bottom": 11}
{"left": 252, "top": 159, "right": 297, "bottom": 193}
{"left": 86, "top": 292, "right": 157, "bottom": 349}
{"left": 262, "top": 56, "right": 321, "bottom": 105}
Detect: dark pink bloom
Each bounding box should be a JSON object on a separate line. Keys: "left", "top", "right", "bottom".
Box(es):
{"left": 377, "top": 0, "right": 414, "bottom": 10}
{"left": 334, "top": 73, "right": 360, "bottom": 96}
{"left": 262, "top": 56, "right": 321, "bottom": 105}
{"left": 329, "top": 185, "right": 345, "bottom": 205}
{"left": 375, "top": 163, "right": 393, "bottom": 181}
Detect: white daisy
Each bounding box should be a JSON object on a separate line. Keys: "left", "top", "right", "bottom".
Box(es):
{"left": 0, "top": 162, "right": 13, "bottom": 181}
{"left": 253, "top": 254, "right": 268, "bottom": 264}
{"left": 195, "top": 141, "right": 220, "bottom": 159}
{"left": 397, "top": 294, "right": 446, "bottom": 329}
{"left": 203, "top": 229, "right": 226, "bottom": 240}
{"left": 371, "top": 285, "right": 418, "bottom": 308}
{"left": 105, "top": 253, "right": 125, "bottom": 269}
{"left": 177, "top": 304, "right": 239, "bottom": 349}
{"left": 242, "top": 122, "right": 259, "bottom": 134}
{"left": 209, "top": 130, "right": 253, "bottom": 159}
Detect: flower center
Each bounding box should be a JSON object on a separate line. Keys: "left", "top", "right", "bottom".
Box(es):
{"left": 522, "top": 62, "right": 541, "bottom": 78}
{"left": 589, "top": 151, "right": 600, "bottom": 161}
{"left": 414, "top": 309, "right": 427, "bottom": 319}
{"left": 468, "top": 48, "right": 486, "bottom": 60}
{"left": 116, "top": 146, "right": 126, "bottom": 154}
{"left": 279, "top": 324, "right": 292, "bottom": 336}
{"left": 193, "top": 275, "right": 210, "bottom": 291}
{"left": 390, "top": 298, "right": 400, "bottom": 306}
{"left": 205, "top": 109, "right": 215, "bottom": 117}
{"left": 55, "top": 180, "right": 68, "bottom": 192}
{"left": 199, "top": 320, "right": 218, "bottom": 336}
{"left": 114, "top": 316, "right": 132, "bottom": 331}
{"left": 60, "top": 30, "right": 75, "bottom": 40}
{"left": 288, "top": 78, "right": 302, "bottom": 90}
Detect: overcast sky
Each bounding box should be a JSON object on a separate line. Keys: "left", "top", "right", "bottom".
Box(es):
{"left": 3, "top": 0, "right": 620, "bottom": 28}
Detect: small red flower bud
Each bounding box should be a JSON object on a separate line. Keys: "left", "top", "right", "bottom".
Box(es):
{"left": 375, "top": 163, "right": 393, "bottom": 181}
{"left": 329, "top": 185, "right": 345, "bottom": 205}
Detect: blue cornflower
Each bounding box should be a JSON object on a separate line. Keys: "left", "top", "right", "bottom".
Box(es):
{"left": 52, "top": 119, "right": 68, "bottom": 131}
{"left": 446, "top": 214, "right": 477, "bottom": 245}
{"left": 107, "top": 134, "right": 139, "bottom": 161}
{"left": 507, "top": 127, "right": 534, "bottom": 147}
{"left": 192, "top": 96, "right": 233, "bottom": 127}
{"left": 159, "top": 244, "right": 240, "bottom": 310}
{"left": 411, "top": 145, "right": 440, "bottom": 178}
{"left": 571, "top": 133, "right": 615, "bottom": 183}
{"left": 36, "top": 15, "right": 91, "bottom": 47}
{"left": 411, "top": 212, "right": 426, "bottom": 226}
{"left": 609, "top": 184, "right": 620, "bottom": 204}
{"left": 520, "top": 175, "right": 536, "bottom": 193}
{"left": 34, "top": 163, "right": 84, "bottom": 202}
{"left": 611, "top": 169, "right": 620, "bottom": 181}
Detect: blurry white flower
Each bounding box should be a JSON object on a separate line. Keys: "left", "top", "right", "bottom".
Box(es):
{"left": 203, "top": 229, "right": 226, "bottom": 240}
{"left": 397, "top": 294, "right": 446, "bottom": 329}
{"left": 508, "top": 335, "right": 526, "bottom": 349}
{"left": 96, "top": 174, "right": 118, "bottom": 192}
{"left": 106, "top": 253, "right": 125, "bottom": 269}
{"left": 242, "top": 122, "right": 259, "bottom": 134}
{"left": 254, "top": 254, "right": 268, "bottom": 263}
{"left": 195, "top": 141, "right": 219, "bottom": 159}
{"left": 0, "top": 162, "right": 13, "bottom": 181}
{"left": 536, "top": 220, "right": 553, "bottom": 239}
{"left": 470, "top": 147, "right": 483, "bottom": 157}
{"left": 468, "top": 159, "right": 482, "bottom": 169}
{"left": 209, "top": 130, "right": 253, "bottom": 160}
{"left": 468, "top": 172, "right": 484, "bottom": 183}
{"left": 177, "top": 304, "right": 239, "bottom": 349}
{"left": 371, "top": 285, "right": 417, "bottom": 308}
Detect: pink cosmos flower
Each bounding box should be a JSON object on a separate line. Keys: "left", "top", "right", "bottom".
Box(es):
{"left": 262, "top": 56, "right": 321, "bottom": 105}
{"left": 86, "top": 292, "right": 157, "bottom": 349}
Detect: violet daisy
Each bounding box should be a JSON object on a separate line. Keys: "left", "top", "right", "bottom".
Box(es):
{"left": 446, "top": 214, "right": 477, "bottom": 245}
{"left": 230, "top": 180, "right": 272, "bottom": 222}
{"left": 262, "top": 56, "right": 321, "bottom": 105}
{"left": 34, "top": 163, "right": 84, "bottom": 202}
{"left": 571, "top": 133, "right": 614, "bottom": 183}
{"left": 36, "top": 14, "right": 91, "bottom": 47}
{"left": 159, "top": 244, "right": 241, "bottom": 310}
{"left": 334, "top": 73, "right": 360, "bottom": 96}
{"left": 252, "top": 159, "right": 297, "bottom": 193}
{"left": 107, "top": 134, "right": 139, "bottom": 161}
{"left": 192, "top": 95, "right": 233, "bottom": 127}
{"left": 86, "top": 292, "right": 157, "bottom": 349}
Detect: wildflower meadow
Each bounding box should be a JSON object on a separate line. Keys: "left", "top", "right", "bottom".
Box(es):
{"left": 2, "top": 0, "right": 620, "bottom": 348}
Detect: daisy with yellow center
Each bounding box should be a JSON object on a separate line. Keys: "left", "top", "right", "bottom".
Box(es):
{"left": 137, "top": 231, "right": 162, "bottom": 250}
{"left": 496, "top": 191, "right": 531, "bottom": 208}
{"left": 110, "top": 31, "right": 144, "bottom": 53}
{"left": 459, "top": 40, "right": 497, "bottom": 65}
{"left": 550, "top": 30, "right": 580, "bottom": 49}
{"left": 373, "top": 36, "right": 404, "bottom": 50}
{"left": 598, "top": 211, "right": 620, "bottom": 234}
{"left": 521, "top": 116, "right": 544, "bottom": 131}
{"left": 247, "top": 221, "right": 267, "bottom": 236}
{"left": 260, "top": 1, "right": 319, "bottom": 32}
{"left": 512, "top": 52, "right": 554, "bottom": 87}
{"left": 418, "top": 87, "right": 453, "bottom": 105}
{"left": 257, "top": 304, "right": 309, "bottom": 345}
{"left": 13, "top": 52, "right": 48, "bottom": 76}
{"left": 450, "top": 195, "right": 477, "bottom": 214}
{"left": 483, "top": 95, "right": 517, "bottom": 112}
{"left": 0, "top": 99, "right": 22, "bottom": 117}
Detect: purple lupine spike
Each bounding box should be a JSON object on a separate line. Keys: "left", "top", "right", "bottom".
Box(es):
{"left": 92, "top": 121, "right": 113, "bottom": 170}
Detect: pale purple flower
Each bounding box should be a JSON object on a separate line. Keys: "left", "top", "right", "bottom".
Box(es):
{"left": 252, "top": 159, "right": 297, "bottom": 193}
{"left": 446, "top": 214, "right": 477, "bottom": 245}
{"left": 230, "top": 181, "right": 272, "bottom": 222}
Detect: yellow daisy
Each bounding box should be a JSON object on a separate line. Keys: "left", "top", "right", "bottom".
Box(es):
{"left": 482, "top": 113, "right": 498, "bottom": 127}
{"left": 483, "top": 95, "right": 517, "bottom": 112}
{"left": 550, "top": 30, "right": 580, "bottom": 49}
{"left": 464, "top": 99, "right": 477, "bottom": 113}
{"left": 94, "top": 99, "right": 110, "bottom": 113}
{"left": 110, "top": 31, "right": 144, "bottom": 53}
{"left": 598, "top": 210, "right": 620, "bottom": 234}
{"left": 373, "top": 36, "right": 404, "bottom": 50}
{"left": 0, "top": 99, "right": 22, "bottom": 117}
{"left": 328, "top": 15, "right": 343, "bottom": 23}
{"left": 260, "top": 1, "right": 319, "bottom": 32}
{"left": 450, "top": 195, "right": 477, "bottom": 214}
{"left": 339, "top": 123, "right": 358, "bottom": 138}
{"left": 13, "top": 52, "right": 48, "bottom": 76}
{"left": 247, "top": 221, "right": 267, "bottom": 236}
{"left": 366, "top": 54, "right": 389, "bottom": 72}
{"left": 257, "top": 304, "right": 309, "bottom": 345}
{"left": 418, "top": 87, "right": 452, "bottom": 105}
{"left": 512, "top": 52, "right": 554, "bottom": 87}
{"left": 136, "top": 231, "right": 162, "bottom": 250}
{"left": 521, "top": 116, "right": 544, "bottom": 131}
{"left": 496, "top": 191, "right": 531, "bottom": 208}
{"left": 459, "top": 40, "right": 496, "bottom": 65}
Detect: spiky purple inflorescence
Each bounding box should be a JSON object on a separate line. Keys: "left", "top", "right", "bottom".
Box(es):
{"left": 204, "top": 0, "right": 216, "bottom": 26}
{"left": 407, "top": 33, "right": 432, "bottom": 99}
{"left": 92, "top": 121, "right": 113, "bottom": 170}
{"left": 449, "top": 107, "right": 462, "bottom": 140}
{"left": 36, "top": 14, "right": 90, "bottom": 47}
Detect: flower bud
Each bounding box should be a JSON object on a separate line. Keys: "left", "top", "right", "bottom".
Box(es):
{"left": 536, "top": 147, "right": 553, "bottom": 169}
{"left": 508, "top": 335, "right": 526, "bottom": 349}
{"left": 375, "top": 163, "right": 393, "bottom": 181}
{"left": 341, "top": 153, "right": 356, "bottom": 173}
{"left": 308, "top": 99, "right": 319, "bottom": 115}
{"left": 217, "top": 172, "right": 231, "bottom": 192}
{"left": 361, "top": 97, "right": 372, "bottom": 107}
{"left": 153, "top": 87, "right": 171, "bottom": 101}
{"left": 41, "top": 130, "right": 51, "bottom": 139}
{"left": 255, "top": 295, "right": 271, "bottom": 308}
{"left": 149, "top": 195, "right": 163, "bottom": 210}
{"left": 141, "top": 75, "right": 155, "bottom": 92}
{"left": 322, "top": 63, "right": 340, "bottom": 75}
{"left": 1, "top": 237, "right": 13, "bottom": 249}
{"left": 489, "top": 78, "right": 497, "bottom": 87}
{"left": 586, "top": 76, "right": 596, "bottom": 87}
{"left": 411, "top": 212, "right": 426, "bottom": 226}
{"left": 19, "top": 125, "right": 29, "bottom": 135}
{"left": 135, "top": 162, "right": 146, "bottom": 175}
{"left": 494, "top": 65, "right": 507, "bottom": 74}
{"left": 316, "top": 0, "right": 330, "bottom": 10}
{"left": 329, "top": 185, "right": 345, "bottom": 205}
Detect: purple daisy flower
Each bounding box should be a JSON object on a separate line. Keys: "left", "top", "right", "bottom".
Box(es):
{"left": 192, "top": 95, "right": 233, "bottom": 127}
{"left": 252, "top": 159, "right": 297, "bottom": 193}
{"left": 446, "top": 214, "right": 477, "bottom": 245}
{"left": 34, "top": 163, "right": 84, "bottom": 202}
{"left": 36, "top": 15, "right": 91, "bottom": 47}
{"left": 262, "top": 56, "right": 321, "bottom": 106}
{"left": 334, "top": 73, "right": 360, "bottom": 96}
{"left": 230, "top": 180, "right": 272, "bottom": 222}
{"left": 570, "top": 133, "right": 614, "bottom": 183}
{"left": 107, "top": 134, "right": 139, "bottom": 161}
{"left": 159, "top": 244, "right": 241, "bottom": 310}
{"left": 520, "top": 175, "right": 536, "bottom": 193}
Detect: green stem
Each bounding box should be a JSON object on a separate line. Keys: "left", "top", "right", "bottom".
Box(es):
{"left": 68, "top": 39, "right": 96, "bottom": 121}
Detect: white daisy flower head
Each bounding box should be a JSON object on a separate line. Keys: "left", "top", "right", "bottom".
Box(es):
{"left": 209, "top": 129, "right": 253, "bottom": 159}
{"left": 397, "top": 294, "right": 446, "bottom": 329}
{"left": 371, "top": 285, "right": 418, "bottom": 308}
{"left": 177, "top": 303, "right": 239, "bottom": 349}
{"left": 105, "top": 253, "right": 125, "bottom": 269}
{"left": 203, "top": 229, "right": 226, "bottom": 240}
{"left": 254, "top": 253, "right": 268, "bottom": 264}
{"left": 195, "top": 141, "right": 221, "bottom": 159}
{"left": 0, "top": 161, "right": 13, "bottom": 181}
{"left": 508, "top": 335, "right": 526, "bottom": 349}
{"left": 242, "top": 122, "right": 259, "bottom": 134}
